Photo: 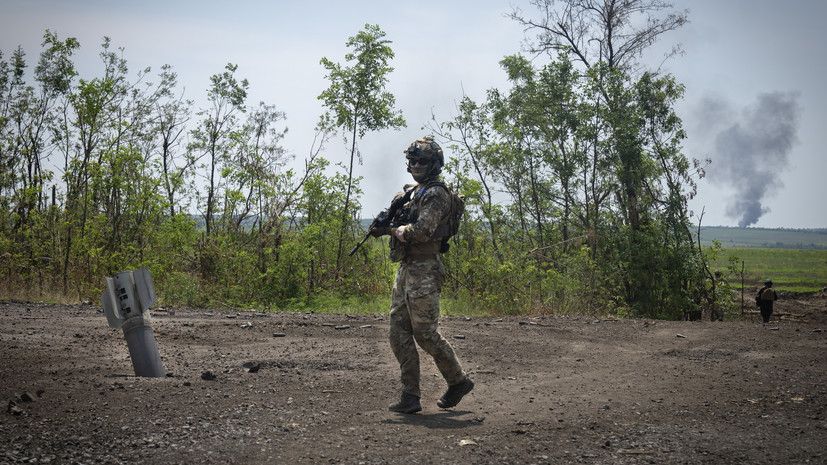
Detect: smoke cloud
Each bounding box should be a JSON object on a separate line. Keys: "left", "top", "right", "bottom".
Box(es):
{"left": 702, "top": 91, "right": 801, "bottom": 227}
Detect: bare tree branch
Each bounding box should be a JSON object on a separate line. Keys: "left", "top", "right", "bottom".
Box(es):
{"left": 509, "top": 0, "right": 688, "bottom": 72}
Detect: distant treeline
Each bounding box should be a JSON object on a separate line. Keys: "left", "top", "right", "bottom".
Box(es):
{"left": 698, "top": 227, "right": 827, "bottom": 250}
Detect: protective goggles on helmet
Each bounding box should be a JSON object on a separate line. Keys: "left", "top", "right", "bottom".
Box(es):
{"left": 407, "top": 158, "right": 431, "bottom": 167}
{"left": 405, "top": 145, "right": 422, "bottom": 158}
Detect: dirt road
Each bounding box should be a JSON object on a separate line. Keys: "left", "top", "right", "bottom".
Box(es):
{"left": 2, "top": 292, "right": 825, "bottom": 464}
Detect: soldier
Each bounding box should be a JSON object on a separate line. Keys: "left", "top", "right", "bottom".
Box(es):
{"left": 756, "top": 278, "right": 778, "bottom": 324}
{"left": 379, "top": 136, "right": 474, "bottom": 414}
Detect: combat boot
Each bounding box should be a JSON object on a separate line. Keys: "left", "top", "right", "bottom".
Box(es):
{"left": 389, "top": 393, "right": 422, "bottom": 414}
{"left": 437, "top": 377, "right": 474, "bottom": 409}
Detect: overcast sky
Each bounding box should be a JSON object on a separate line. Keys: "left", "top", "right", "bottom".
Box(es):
{"left": 2, "top": 0, "right": 825, "bottom": 228}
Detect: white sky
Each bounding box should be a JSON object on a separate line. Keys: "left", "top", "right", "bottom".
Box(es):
{"left": 2, "top": 0, "right": 825, "bottom": 228}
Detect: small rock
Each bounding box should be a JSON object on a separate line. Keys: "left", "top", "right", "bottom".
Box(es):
{"left": 453, "top": 334, "right": 466, "bottom": 340}
{"left": 7, "top": 400, "right": 22, "bottom": 415}
{"left": 201, "top": 371, "right": 216, "bottom": 381}
{"left": 240, "top": 321, "right": 252, "bottom": 328}
{"left": 676, "top": 334, "right": 687, "bottom": 338}
{"left": 273, "top": 332, "right": 286, "bottom": 337}
{"left": 458, "top": 439, "right": 477, "bottom": 446}
{"left": 462, "top": 317, "right": 471, "bottom": 321}
{"left": 242, "top": 362, "right": 261, "bottom": 373}
{"left": 335, "top": 325, "right": 350, "bottom": 330}
{"left": 360, "top": 325, "right": 372, "bottom": 329}
{"left": 20, "top": 392, "right": 36, "bottom": 402}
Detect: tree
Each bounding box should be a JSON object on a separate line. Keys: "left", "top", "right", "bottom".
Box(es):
{"left": 488, "top": 54, "right": 583, "bottom": 253}
{"left": 429, "top": 95, "right": 505, "bottom": 264}
{"left": 503, "top": 0, "right": 712, "bottom": 317}
{"left": 188, "top": 63, "right": 248, "bottom": 236}
{"left": 1, "top": 33, "right": 77, "bottom": 230}
{"left": 318, "top": 24, "right": 406, "bottom": 270}
{"left": 0, "top": 41, "right": 72, "bottom": 295}
{"left": 509, "top": 0, "right": 688, "bottom": 72}
{"left": 153, "top": 65, "right": 193, "bottom": 217}
{"left": 227, "top": 101, "right": 288, "bottom": 233}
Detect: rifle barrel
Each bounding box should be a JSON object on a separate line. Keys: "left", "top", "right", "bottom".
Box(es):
{"left": 348, "top": 232, "right": 371, "bottom": 256}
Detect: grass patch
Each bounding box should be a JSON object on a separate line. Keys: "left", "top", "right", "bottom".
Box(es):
{"left": 442, "top": 294, "right": 494, "bottom": 317}
{"left": 0, "top": 279, "right": 77, "bottom": 305}
{"left": 278, "top": 293, "right": 390, "bottom": 315}
{"left": 712, "top": 248, "right": 827, "bottom": 292}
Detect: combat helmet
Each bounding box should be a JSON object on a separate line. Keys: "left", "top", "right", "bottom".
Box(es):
{"left": 404, "top": 136, "right": 444, "bottom": 180}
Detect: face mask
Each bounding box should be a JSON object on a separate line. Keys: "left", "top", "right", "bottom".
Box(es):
{"left": 409, "top": 160, "right": 431, "bottom": 183}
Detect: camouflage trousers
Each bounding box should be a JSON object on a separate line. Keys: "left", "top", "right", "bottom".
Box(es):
{"left": 388, "top": 256, "right": 466, "bottom": 398}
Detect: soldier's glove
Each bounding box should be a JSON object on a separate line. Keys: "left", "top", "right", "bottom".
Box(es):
{"left": 392, "top": 227, "right": 407, "bottom": 243}
{"left": 369, "top": 226, "right": 390, "bottom": 238}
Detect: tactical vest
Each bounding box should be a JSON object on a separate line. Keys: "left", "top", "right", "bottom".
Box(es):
{"left": 388, "top": 182, "right": 451, "bottom": 262}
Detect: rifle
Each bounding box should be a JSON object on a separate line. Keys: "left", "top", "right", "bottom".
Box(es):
{"left": 349, "top": 186, "right": 415, "bottom": 256}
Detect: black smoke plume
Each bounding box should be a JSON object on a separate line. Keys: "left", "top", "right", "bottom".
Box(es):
{"left": 703, "top": 91, "right": 801, "bottom": 227}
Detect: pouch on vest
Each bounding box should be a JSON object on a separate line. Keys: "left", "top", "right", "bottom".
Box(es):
{"left": 761, "top": 287, "right": 775, "bottom": 301}
{"left": 389, "top": 236, "right": 406, "bottom": 263}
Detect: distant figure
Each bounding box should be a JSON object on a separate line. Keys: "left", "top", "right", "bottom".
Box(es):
{"left": 755, "top": 279, "right": 778, "bottom": 323}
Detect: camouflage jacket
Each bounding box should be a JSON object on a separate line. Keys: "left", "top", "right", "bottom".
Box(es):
{"left": 392, "top": 181, "right": 451, "bottom": 259}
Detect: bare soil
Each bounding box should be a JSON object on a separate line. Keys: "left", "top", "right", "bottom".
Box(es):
{"left": 2, "top": 291, "right": 826, "bottom": 464}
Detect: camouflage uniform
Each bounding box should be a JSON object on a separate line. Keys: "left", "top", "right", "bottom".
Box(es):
{"left": 388, "top": 183, "right": 467, "bottom": 398}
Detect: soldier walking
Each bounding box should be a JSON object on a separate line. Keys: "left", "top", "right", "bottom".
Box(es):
{"left": 373, "top": 136, "right": 474, "bottom": 414}
{"left": 756, "top": 278, "right": 778, "bottom": 324}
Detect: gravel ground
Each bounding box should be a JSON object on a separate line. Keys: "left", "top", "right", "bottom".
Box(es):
{"left": 1, "top": 291, "right": 826, "bottom": 464}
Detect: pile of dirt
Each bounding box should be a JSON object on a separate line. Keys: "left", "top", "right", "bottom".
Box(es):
{"left": 1, "top": 296, "right": 825, "bottom": 464}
